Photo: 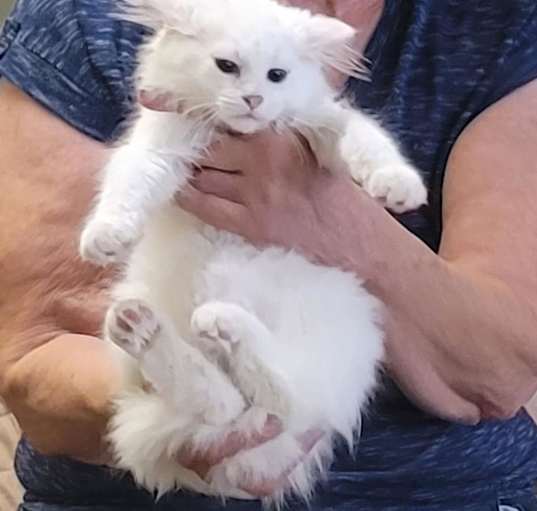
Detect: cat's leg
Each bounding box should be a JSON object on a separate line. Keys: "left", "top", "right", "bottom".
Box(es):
{"left": 191, "top": 301, "right": 292, "bottom": 418}
{"left": 80, "top": 112, "right": 200, "bottom": 266}
{"left": 105, "top": 298, "right": 253, "bottom": 496}
{"left": 80, "top": 148, "right": 189, "bottom": 266}
{"left": 314, "top": 101, "right": 428, "bottom": 213}
{"left": 105, "top": 298, "right": 246, "bottom": 425}
{"left": 191, "top": 303, "right": 318, "bottom": 500}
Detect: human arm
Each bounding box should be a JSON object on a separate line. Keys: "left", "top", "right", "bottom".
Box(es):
{"left": 0, "top": 79, "right": 120, "bottom": 462}
{"left": 179, "top": 78, "right": 537, "bottom": 425}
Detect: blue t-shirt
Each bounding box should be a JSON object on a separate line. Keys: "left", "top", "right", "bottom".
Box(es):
{"left": 2, "top": 1, "right": 537, "bottom": 510}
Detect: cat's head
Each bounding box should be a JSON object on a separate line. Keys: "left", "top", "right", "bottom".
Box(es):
{"left": 125, "top": 0, "right": 362, "bottom": 134}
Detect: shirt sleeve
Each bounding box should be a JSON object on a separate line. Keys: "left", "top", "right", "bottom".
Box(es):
{"left": 0, "top": 0, "right": 148, "bottom": 142}
{"left": 482, "top": 1, "right": 537, "bottom": 109}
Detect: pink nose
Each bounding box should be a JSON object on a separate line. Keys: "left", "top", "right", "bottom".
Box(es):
{"left": 242, "top": 95, "right": 264, "bottom": 110}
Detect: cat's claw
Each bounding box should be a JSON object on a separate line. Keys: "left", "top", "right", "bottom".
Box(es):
{"left": 80, "top": 218, "right": 141, "bottom": 266}
{"left": 105, "top": 299, "right": 160, "bottom": 358}
{"left": 363, "top": 163, "right": 428, "bottom": 214}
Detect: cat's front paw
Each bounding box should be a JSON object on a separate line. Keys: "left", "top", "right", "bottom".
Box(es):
{"left": 80, "top": 217, "right": 141, "bottom": 266}
{"left": 105, "top": 299, "right": 161, "bottom": 358}
{"left": 364, "top": 163, "right": 428, "bottom": 214}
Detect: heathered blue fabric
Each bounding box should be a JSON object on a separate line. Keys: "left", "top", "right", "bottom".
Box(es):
{"left": 2, "top": 1, "right": 537, "bottom": 510}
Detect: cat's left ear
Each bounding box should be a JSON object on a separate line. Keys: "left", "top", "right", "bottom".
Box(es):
{"left": 299, "top": 14, "right": 365, "bottom": 78}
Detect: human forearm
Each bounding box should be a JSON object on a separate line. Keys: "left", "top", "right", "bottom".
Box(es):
{"left": 0, "top": 80, "right": 122, "bottom": 462}
{"left": 358, "top": 81, "right": 537, "bottom": 422}
{"left": 341, "top": 194, "right": 537, "bottom": 422}
{"left": 1, "top": 333, "right": 122, "bottom": 463}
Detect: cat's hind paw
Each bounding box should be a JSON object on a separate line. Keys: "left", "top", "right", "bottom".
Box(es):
{"left": 363, "top": 163, "right": 428, "bottom": 214}
{"left": 79, "top": 218, "right": 141, "bottom": 266}
{"left": 190, "top": 302, "right": 244, "bottom": 355}
{"left": 105, "top": 299, "right": 161, "bottom": 358}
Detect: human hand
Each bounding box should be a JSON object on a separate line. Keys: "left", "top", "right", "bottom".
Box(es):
{"left": 178, "top": 130, "right": 381, "bottom": 273}
{"left": 176, "top": 414, "right": 323, "bottom": 497}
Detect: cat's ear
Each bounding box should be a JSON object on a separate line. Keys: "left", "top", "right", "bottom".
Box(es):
{"left": 119, "top": 0, "right": 201, "bottom": 36}
{"left": 298, "top": 14, "right": 366, "bottom": 79}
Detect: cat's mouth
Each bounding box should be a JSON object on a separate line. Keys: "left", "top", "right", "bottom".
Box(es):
{"left": 234, "top": 112, "right": 260, "bottom": 121}
{"left": 221, "top": 112, "right": 269, "bottom": 135}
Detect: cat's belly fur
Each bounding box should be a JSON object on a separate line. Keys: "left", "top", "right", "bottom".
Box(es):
{"left": 110, "top": 203, "right": 384, "bottom": 437}
{"left": 112, "top": 205, "right": 213, "bottom": 338}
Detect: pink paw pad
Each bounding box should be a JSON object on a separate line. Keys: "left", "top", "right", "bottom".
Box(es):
{"left": 106, "top": 299, "right": 160, "bottom": 358}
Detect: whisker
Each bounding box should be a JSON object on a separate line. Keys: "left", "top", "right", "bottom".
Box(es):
{"left": 218, "top": 96, "right": 242, "bottom": 106}
{"left": 291, "top": 116, "right": 339, "bottom": 136}
{"left": 192, "top": 110, "right": 219, "bottom": 132}
{"left": 277, "top": 123, "right": 310, "bottom": 167}
{"left": 181, "top": 102, "right": 216, "bottom": 115}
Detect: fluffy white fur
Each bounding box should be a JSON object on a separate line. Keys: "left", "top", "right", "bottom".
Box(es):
{"left": 79, "top": 0, "right": 427, "bottom": 505}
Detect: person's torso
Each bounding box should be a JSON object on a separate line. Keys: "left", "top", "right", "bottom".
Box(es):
{"left": 5, "top": 0, "right": 537, "bottom": 509}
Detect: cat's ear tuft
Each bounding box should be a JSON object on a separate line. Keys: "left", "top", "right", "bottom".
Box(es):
{"left": 300, "top": 14, "right": 367, "bottom": 79}
{"left": 118, "top": 0, "right": 201, "bottom": 35}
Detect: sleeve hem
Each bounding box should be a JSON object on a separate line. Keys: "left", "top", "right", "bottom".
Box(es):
{"left": 0, "top": 39, "right": 123, "bottom": 142}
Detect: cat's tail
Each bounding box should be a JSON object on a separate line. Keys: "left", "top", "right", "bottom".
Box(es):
{"left": 109, "top": 390, "right": 212, "bottom": 497}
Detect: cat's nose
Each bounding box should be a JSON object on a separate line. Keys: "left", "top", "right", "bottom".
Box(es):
{"left": 242, "top": 95, "right": 264, "bottom": 110}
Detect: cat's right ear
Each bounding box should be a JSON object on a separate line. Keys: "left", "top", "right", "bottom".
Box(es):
{"left": 295, "top": 13, "right": 367, "bottom": 79}
{"left": 118, "top": 0, "right": 201, "bottom": 35}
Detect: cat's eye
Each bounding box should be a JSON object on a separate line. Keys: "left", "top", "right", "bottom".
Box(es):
{"left": 267, "top": 68, "right": 288, "bottom": 83}
{"left": 215, "top": 58, "right": 240, "bottom": 75}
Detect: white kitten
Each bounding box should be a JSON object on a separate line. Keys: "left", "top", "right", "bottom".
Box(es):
{"left": 80, "top": 0, "right": 426, "bottom": 505}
